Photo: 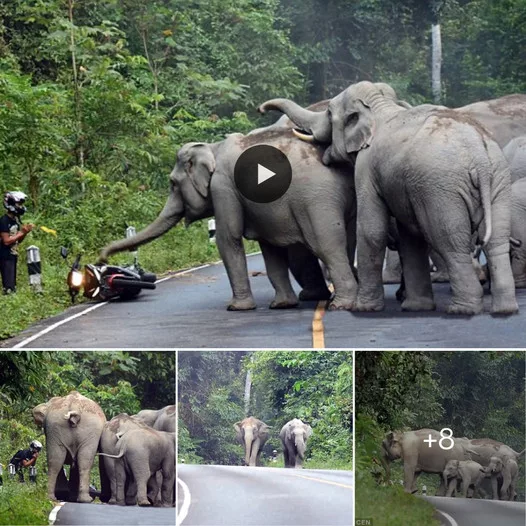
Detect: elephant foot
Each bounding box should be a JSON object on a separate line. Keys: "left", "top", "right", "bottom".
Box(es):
{"left": 138, "top": 499, "right": 151, "bottom": 507}
{"left": 328, "top": 297, "right": 355, "bottom": 311}
{"left": 431, "top": 271, "right": 450, "bottom": 283}
{"left": 491, "top": 296, "right": 519, "bottom": 315}
{"left": 227, "top": 297, "right": 257, "bottom": 311}
{"left": 299, "top": 287, "right": 331, "bottom": 301}
{"left": 77, "top": 494, "right": 93, "bottom": 504}
{"left": 446, "top": 301, "right": 482, "bottom": 315}
{"left": 401, "top": 297, "right": 436, "bottom": 312}
{"left": 382, "top": 271, "right": 402, "bottom": 284}
{"left": 108, "top": 498, "right": 117, "bottom": 505}
{"left": 269, "top": 294, "right": 299, "bottom": 309}
{"left": 352, "top": 298, "right": 384, "bottom": 312}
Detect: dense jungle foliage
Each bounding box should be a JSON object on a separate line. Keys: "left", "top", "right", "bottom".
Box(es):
{"left": 177, "top": 350, "right": 352, "bottom": 469}
{"left": 0, "top": 350, "right": 175, "bottom": 525}
{"left": 1, "top": 0, "right": 526, "bottom": 337}
{"left": 354, "top": 351, "right": 526, "bottom": 526}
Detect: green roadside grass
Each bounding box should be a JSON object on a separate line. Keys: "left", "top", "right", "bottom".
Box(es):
{"left": 0, "top": 220, "right": 259, "bottom": 341}
{"left": 0, "top": 479, "right": 52, "bottom": 526}
{"left": 355, "top": 471, "right": 440, "bottom": 526}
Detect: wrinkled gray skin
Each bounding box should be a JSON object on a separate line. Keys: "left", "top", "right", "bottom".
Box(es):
{"left": 135, "top": 405, "right": 176, "bottom": 433}
{"left": 511, "top": 178, "right": 526, "bottom": 286}
{"left": 504, "top": 136, "right": 526, "bottom": 183}
{"left": 462, "top": 438, "right": 524, "bottom": 500}
{"left": 100, "top": 413, "right": 160, "bottom": 506}
{"left": 480, "top": 455, "right": 519, "bottom": 500}
{"left": 100, "top": 103, "right": 356, "bottom": 311}
{"left": 99, "top": 427, "right": 175, "bottom": 507}
{"left": 261, "top": 81, "right": 518, "bottom": 315}
{"left": 33, "top": 391, "right": 107, "bottom": 503}
{"left": 381, "top": 429, "right": 475, "bottom": 495}
{"left": 279, "top": 418, "right": 313, "bottom": 469}
{"left": 443, "top": 459, "right": 484, "bottom": 498}
{"left": 234, "top": 416, "right": 270, "bottom": 467}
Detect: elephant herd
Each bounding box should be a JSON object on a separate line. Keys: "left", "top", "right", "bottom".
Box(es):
{"left": 234, "top": 416, "right": 312, "bottom": 469}
{"left": 381, "top": 428, "right": 524, "bottom": 501}
{"left": 32, "top": 390, "right": 175, "bottom": 507}
{"left": 99, "top": 79, "right": 526, "bottom": 316}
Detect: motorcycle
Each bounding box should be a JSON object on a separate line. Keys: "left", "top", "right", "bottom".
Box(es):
{"left": 61, "top": 247, "right": 157, "bottom": 303}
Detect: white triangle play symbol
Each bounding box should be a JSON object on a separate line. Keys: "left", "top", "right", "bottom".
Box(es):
{"left": 258, "top": 164, "right": 275, "bottom": 185}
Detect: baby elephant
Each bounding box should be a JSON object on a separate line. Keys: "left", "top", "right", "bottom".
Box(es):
{"left": 443, "top": 460, "right": 484, "bottom": 498}
{"left": 279, "top": 418, "right": 313, "bottom": 469}
{"left": 480, "top": 456, "right": 519, "bottom": 501}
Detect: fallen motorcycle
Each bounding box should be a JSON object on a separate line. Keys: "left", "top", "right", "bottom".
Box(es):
{"left": 61, "top": 247, "right": 156, "bottom": 303}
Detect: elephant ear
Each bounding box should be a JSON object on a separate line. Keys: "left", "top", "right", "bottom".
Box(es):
{"left": 186, "top": 144, "right": 216, "bottom": 199}
{"left": 233, "top": 421, "right": 243, "bottom": 433}
{"left": 343, "top": 99, "right": 375, "bottom": 154}
{"left": 303, "top": 424, "right": 313, "bottom": 438}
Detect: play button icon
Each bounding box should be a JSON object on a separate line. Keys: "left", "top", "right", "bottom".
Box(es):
{"left": 234, "top": 145, "right": 292, "bottom": 203}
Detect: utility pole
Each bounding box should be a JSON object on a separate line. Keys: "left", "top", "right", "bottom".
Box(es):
{"left": 431, "top": 0, "right": 445, "bottom": 104}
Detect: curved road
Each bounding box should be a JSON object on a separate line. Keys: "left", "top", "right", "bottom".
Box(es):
{"left": 50, "top": 502, "right": 175, "bottom": 525}
{"left": 176, "top": 465, "right": 353, "bottom": 526}
{"left": 424, "top": 496, "right": 526, "bottom": 526}
{"left": 4, "top": 254, "right": 526, "bottom": 348}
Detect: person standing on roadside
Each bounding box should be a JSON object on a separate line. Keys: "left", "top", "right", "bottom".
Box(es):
{"left": 0, "top": 191, "right": 34, "bottom": 294}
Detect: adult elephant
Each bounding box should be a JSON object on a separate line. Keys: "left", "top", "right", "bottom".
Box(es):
{"left": 260, "top": 81, "right": 518, "bottom": 315}
{"left": 32, "top": 391, "right": 108, "bottom": 503}
{"left": 381, "top": 429, "right": 475, "bottom": 495}
{"left": 279, "top": 418, "right": 313, "bottom": 468}
{"left": 234, "top": 416, "right": 270, "bottom": 467}
{"left": 135, "top": 405, "right": 175, "bottom": 432}
{"left": 99, "top": 105, "right": 357, "bottom": 311}
{"left": 99, "top": 427, "right": 175, "bottom": 507}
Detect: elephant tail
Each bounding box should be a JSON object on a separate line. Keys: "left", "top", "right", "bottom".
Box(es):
{"left": 64, "top": 411, "right": 81, "bottom": 428}
{"left": 479, "top": 168, "right": 493, "bottom": 247}
{"left": 98, "top": 451, "right": 125, "bottom": 459}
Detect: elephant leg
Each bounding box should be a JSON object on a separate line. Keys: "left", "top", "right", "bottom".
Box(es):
{"left": 259, "top": 240, "right": 299, "bottom": 308}
{"left": 249, "top": 436, "right": 261, "bottom": 467}
{"left": 403, "top": 462, "right": 417, "bottom": 493}
{"left": 125, "top": 476, "right": 137, "bottom": 506}
{"left": 445, "top": 478, "right": 456, "bottom": 497}
{"left": 147, "top": 472, "right": 161, "bottom": 506}
{"left": 286, "top": 442, "right": 296, "bottom": 468}
{"left": 485, "top": 245, "right": 518, "bottom": 314}
{"left": 499, "top": 468, "right": 512, "bottom": 500}
{"left": 76, "top": 445, "right": 97, "bottom": 503}
{"left": 355, "top": 188, "right": 390, "bottom": 312}
{"left": 430, "top": 249, "right": 450, "bottom": 282}
{"left": 214, "top": 195, "right": 256, "bottom": 311}
{"left": 287, "top": 244, "right": 330, "bottom": 301}
{"left": 282, "top": 442, "right": 290, "bottom": 468}
{"left": 161, "top": 460, "right": 175, "bottom": 507}
{"left": 135, "top": 473, "right": 151, "bottom": 506}
{"left": 47, "top": 446, "right": 68, "bottom": 501}
{"left": 461, "top": 476, "right": 471, "bottom": 498}
{"left": 383, "top": 248, "right": 403, "bottom": 283}
{"left": 306, "top": 212, "right": 357, "bottom": 310}
{"left": 397, "top": 223, "right": 435, "bottom": 311}
{"left": 114, "top": 459, "right": 127, "bottom": 505}
{"left": 491, "top": 475, "right": 500, "bottom": 500}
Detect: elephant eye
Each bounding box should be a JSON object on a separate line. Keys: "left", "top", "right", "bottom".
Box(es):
{"left": 327, "top": 109, "right": 332, "bottom": 123}
{"left": 345, "top": 112, "right": 359, "bottom": 126}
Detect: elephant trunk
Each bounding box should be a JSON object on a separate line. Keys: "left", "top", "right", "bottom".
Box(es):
{"left": 295, "top": 436, "right": 306, "bottom": 460}
{"left": 258, "top": 99, "right": 332, "bottom": 143}
{"left": 244, "top": 430, "right": 253, "bottom": 466}
{"left": 99, "top": 188, "right": 184, "bottom": 261}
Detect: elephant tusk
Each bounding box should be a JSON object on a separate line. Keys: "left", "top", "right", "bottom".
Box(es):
{"left": 292, "top": 128, "right": 315, "bottom": 143}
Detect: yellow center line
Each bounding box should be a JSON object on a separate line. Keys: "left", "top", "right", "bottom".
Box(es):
{"left": 312, "top": 284, "right": 334, "bottom": 349}
{"left": 287, "top": 473, "right": 353, "bottom": 490}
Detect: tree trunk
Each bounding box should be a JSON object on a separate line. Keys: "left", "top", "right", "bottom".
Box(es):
{"left": 431, "top": 22, "right": 442, "bottom": 104}
{"left": 244, "top": 370, "right": 252, "bottom": 416}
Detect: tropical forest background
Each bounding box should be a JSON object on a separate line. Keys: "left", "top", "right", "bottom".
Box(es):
{"left": 1, "top": 0, "right": 526, "bottom": 337}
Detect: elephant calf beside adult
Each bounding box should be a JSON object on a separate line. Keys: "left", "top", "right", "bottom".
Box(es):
{"left": 99, "top": 109, "right": 357, "bottom": 311}
{"left": 279, "top": 418, "right": 313, "bottom": 468}
{"left": 234, "top": 416, "right": 270, "bottom": 467}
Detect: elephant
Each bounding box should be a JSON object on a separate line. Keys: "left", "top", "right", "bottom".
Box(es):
{"left": 260, "top": 81, "right": 518, "bottom": 315}
{"left": 99, "top": 427, "right": 175, "bottom": 507}
{"left": 32, "top": 391, "right": 109, "bottom": 503}
{"left": 99, "top": 103, "right": 358, "bottom": 311}
{"left": 135, "top": 405, "right": 176, "bottom": 432}
{"left": 443, "top": 459, "right": 484, "bottom": 498}
{"left": 234, "top": 416, "right": 270, "bottom": 467}
{"left": 480, "top": 455, "right": 519, "bottom": 500}
{"left": 100, "top": 413, "right": 160, "bottom": 505}
{"left": 511, "top": 178, "right": 526, "bottom": 286}
{"left": 381, "top": 429, "right": 476, "bottom": 495}
{"left": 503, "top": 136, "right": 526, "bottom": 183}
{"left": 279, "top": 418, "right": 313, "bottom": 469}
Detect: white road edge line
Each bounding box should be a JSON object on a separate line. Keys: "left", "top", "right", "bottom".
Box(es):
{"left": 48, "top": 502, "right": 65, "bottom": 525}
{"left": 436, "top": 509, "right": 459, "bottom": 526}
{"left": 12, "top": 252, "right": 262, "bottom": 348}
{"left": 176, "top": 477, "right": 191, "bottom": 526}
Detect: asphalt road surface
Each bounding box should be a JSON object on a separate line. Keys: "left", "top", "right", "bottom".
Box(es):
{"left": 176, "top": 465, "right": 353, "bottom": 526}
{"left": 424, "top": 496, "right": 526, "bottom": 526}
{"left": 4, "top": 253, "right": 526, "bottom": 348}
{"left": 51, "top": 502, "right": 175, "bottom": 525}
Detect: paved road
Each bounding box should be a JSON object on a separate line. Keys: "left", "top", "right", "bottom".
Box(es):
{"left": 176, "top": 465, "right": 353, "bottom": 526}
{"left": 4, "top": 253, "right": 526, "bottom": 348}
{"left": 51, "top": 502, "right": 175, "bottom": 525}
{"left": 424, "top": 496, "right": 526, "bottom": 526}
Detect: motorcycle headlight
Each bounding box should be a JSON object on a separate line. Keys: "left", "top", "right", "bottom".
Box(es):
{"left": 69, "top": 270, "right": 84, "bottom": 289}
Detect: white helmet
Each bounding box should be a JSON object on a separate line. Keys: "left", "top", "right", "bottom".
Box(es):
{"left": 4, "top": 191, "right": 27, "bottom": 216}
{"left": 30, "top": 440, "right": 43, "bottom": 451}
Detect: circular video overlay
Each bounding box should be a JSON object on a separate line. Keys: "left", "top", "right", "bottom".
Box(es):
{"left": 234, "top": 145, "right": 292, "bottom": 204}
